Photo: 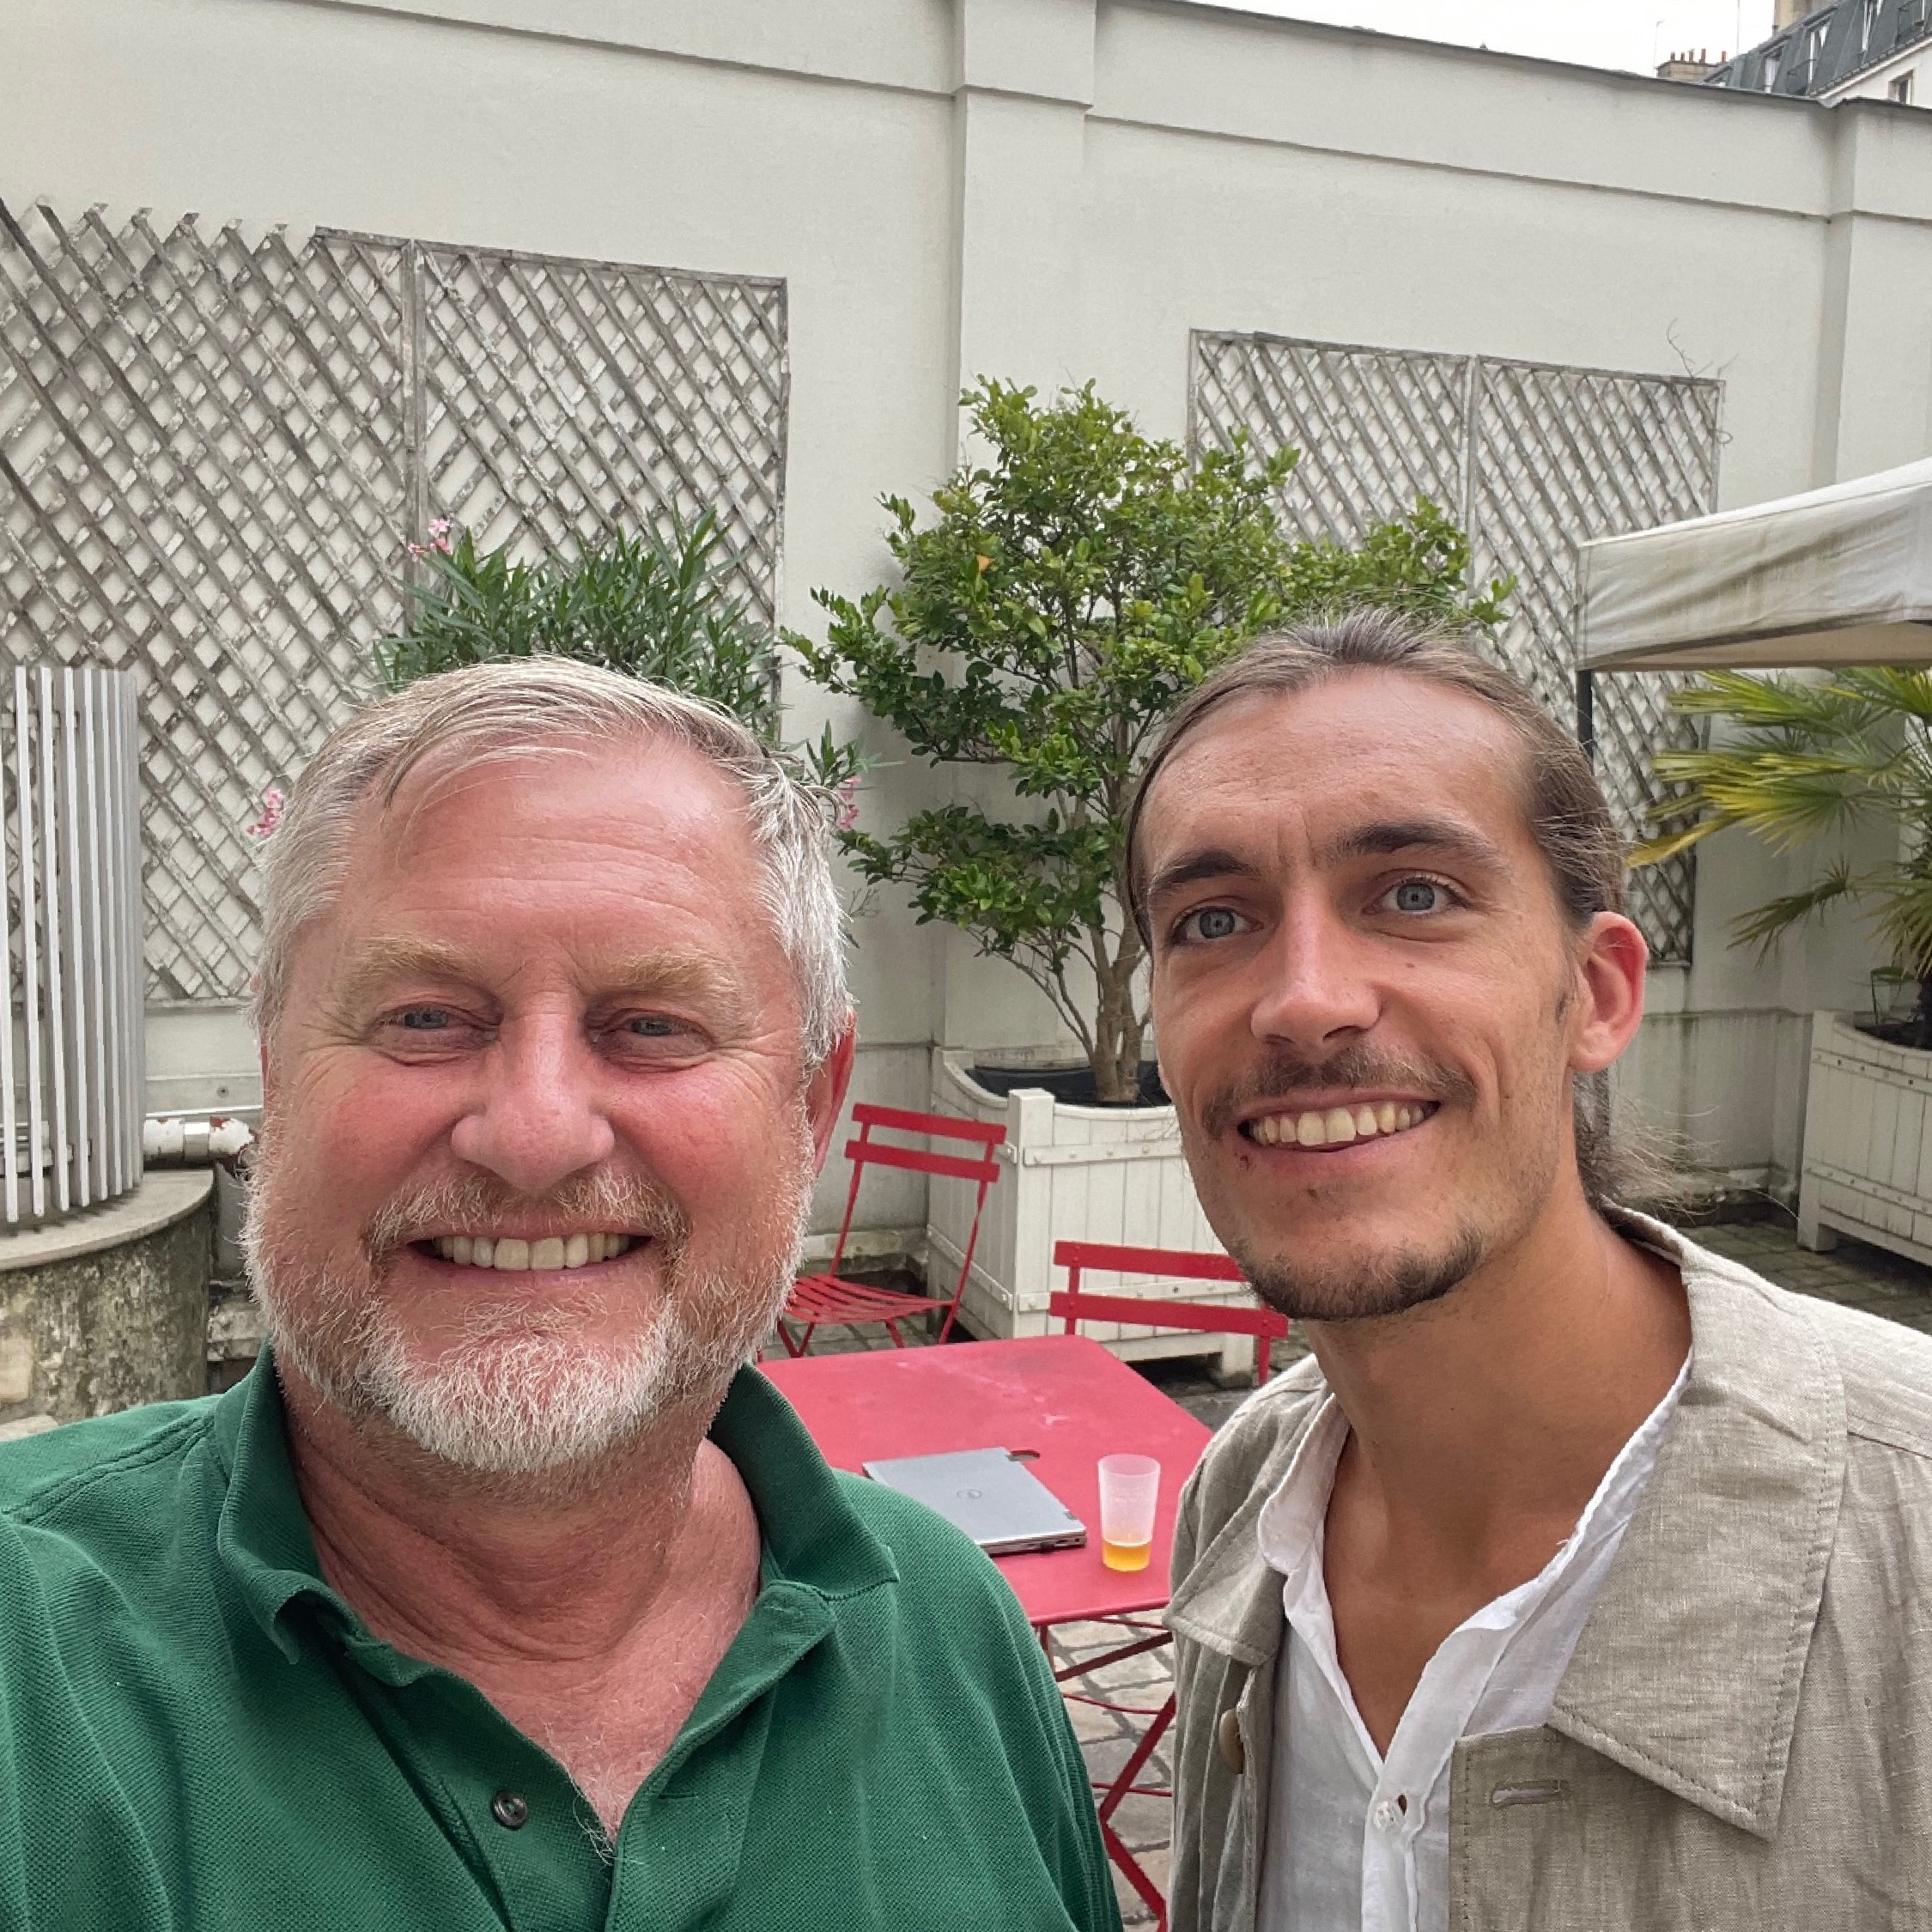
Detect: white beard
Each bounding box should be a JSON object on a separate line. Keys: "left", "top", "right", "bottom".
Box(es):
{"left": 245, "top": 1134, "right": 812, "bottom": 1479}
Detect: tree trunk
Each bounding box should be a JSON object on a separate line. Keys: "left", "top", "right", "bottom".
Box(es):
{"left": 1087, "top": 933, "right": 1146, "bottom": 1103}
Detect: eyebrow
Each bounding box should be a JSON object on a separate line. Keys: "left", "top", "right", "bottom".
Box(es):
{"left": 1315, "top": 817, "right": 1510, "bottom": 873}
{"left": 1141, "top": 848, "right": 1268, "bottom": 913}
{"left": 331, "top": 938, "right": 746, "bottom": 1018}
{"left": 1140, "top": 817, "right": 1510, "bottom": 915}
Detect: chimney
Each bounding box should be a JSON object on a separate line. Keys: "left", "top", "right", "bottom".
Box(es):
{"left": 1656, "top": 47, "right": 1723, "bottom": 81}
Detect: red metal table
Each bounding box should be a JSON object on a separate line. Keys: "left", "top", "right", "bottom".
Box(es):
{"left": 760, "top": 1334, "right": 1212, "bottom": 1926}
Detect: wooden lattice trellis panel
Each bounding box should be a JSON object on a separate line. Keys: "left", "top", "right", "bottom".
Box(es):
{"left": 0, "top": 201, "right": 788, "bottom": 1002}
{"left": 1191, "top": 331, "right": 1721, "bottom": 965}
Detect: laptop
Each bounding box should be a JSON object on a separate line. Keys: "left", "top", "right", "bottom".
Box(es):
{"left": 862, "top": 1447, "right": 1088, "bottom": 1555}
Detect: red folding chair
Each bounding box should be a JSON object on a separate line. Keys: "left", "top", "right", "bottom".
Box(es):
{"left": 1049, "top": 1239, "right": 1291, "bottom": 1384}
{"left": 778, "top": 1103, "right": 1006, "bottom": 1356}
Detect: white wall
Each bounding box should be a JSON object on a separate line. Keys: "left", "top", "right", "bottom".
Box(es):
{"left": 10, "top": 0, "right": 1932, "bottom": 1214}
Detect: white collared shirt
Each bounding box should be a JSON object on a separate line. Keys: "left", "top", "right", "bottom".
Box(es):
{"left": 1255, "top": 1358, "right": 1688, "bottom": 1932}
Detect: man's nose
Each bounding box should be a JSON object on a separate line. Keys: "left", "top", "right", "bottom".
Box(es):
{"left": 1249, "top": 900, "right": 1382, "bottom": 1053}
{"left": 447, "top": 1020, "right": 617, "bottom": 1194}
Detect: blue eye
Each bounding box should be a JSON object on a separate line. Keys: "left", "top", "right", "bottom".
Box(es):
{"left": 397, "top": 1007, "right": 451, "bottom": 1030}
{"left": 1389, "top": 880, "right": 1443, "bottom": 914}
{"left": 1189, "top": 908, "right": 1242, "bottom": 941}
{"left": 625, "top": 1016, "right": 677, "bottom": 1037}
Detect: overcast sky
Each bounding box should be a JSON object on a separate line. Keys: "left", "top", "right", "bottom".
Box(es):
{"left": 1211, "top": 1, "right": 1779, "bottom": 74}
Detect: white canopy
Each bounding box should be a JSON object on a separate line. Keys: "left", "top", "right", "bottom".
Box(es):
{"left": 1577, "top": 458, "right": 1932, "bottom": 671}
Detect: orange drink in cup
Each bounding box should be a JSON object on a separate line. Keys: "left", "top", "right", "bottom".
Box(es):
{"left": 1097, "top": 1454, "right": 1160, "bottom": 1571}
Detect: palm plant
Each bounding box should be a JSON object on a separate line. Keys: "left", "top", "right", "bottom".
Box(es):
{"left": 1641, "top": 667, "right": 1932, "bottom": 1033}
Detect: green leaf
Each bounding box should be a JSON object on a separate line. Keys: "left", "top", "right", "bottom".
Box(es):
{"left": 788, "top": 377, "right": 1507, "bottom": 1090}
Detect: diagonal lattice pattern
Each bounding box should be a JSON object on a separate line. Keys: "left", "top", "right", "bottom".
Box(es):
{"left": 1190, "top": 331, "right": 1721, "bottom": 963}
{"left": 0, "top": 201, "right": 787, "bottom": 1001}
{"left": 416, "top": 242, "right": 787, "bottom": 622}
{"left": 1471, "top": 359, "right": 1721, "bottom": 956}
{"left": 1193, "top": 333, "right": 1469, "bottom": 547}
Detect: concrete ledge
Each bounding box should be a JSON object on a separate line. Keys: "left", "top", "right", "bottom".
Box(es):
{"left": 0, "top": 1171, "right": 214, "bottom": 1425}
{"left": 0, "top": 1170, "right": 212, "bottom": 1271}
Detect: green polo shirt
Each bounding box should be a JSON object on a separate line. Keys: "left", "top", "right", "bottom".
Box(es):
{"left": 0, "top": 1353, "right": 1121, "bottom": 1932}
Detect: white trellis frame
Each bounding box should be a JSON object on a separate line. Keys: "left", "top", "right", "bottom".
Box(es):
{"left": 1190, "top": 331, "right": 1722, "bottom": 964}
{"left": 0, "top": 199, "right": 789, "bottom": 1005}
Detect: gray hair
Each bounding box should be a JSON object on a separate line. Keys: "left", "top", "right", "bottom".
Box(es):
{"left": 252, "top": 659, "right": 851, "bottom": 1064}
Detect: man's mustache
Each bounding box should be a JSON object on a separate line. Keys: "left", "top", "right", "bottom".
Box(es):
{"left": 1198, "top": 1043, "right": 1477, "bottom": 1139}
{"left": 362, "top": 1170, "right": 690, "bottom": 1266}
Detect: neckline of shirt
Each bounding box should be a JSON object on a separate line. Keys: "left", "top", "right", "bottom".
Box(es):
{"left": 1255, "top": 1349, "right": 1692, "bottom": 1778}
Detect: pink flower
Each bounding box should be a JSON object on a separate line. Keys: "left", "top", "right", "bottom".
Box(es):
{"left": 407, "top": 519, "right": 454, "bottom": 560}
{"left": 245, "top": 787, "right": 285, "bottom": 841}
{"left": 834, "top": 775, "right": 861, "bottom": 833}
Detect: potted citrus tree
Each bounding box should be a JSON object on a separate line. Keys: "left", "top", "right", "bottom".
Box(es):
{"left": 793, "top": 379, "right": 1507, "bottom": 1348}
{"left": 1642, "top": 665, "right": 1932, "bottom": 1260}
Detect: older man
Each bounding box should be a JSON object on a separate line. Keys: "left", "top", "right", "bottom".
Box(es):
{"left": 0, "top": 661, "right": 1119, "bottom": 1932}
{"left": 1133, "top": 614, "right": 1932, "bottom": 1930}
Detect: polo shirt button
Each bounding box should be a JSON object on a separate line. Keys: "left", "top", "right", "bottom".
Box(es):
{"left": 1370, "top": 1798, "right": 1403, "bottom": 1833}
{"left": 491, "top": 1790, "right": 530, "bottom": 1830}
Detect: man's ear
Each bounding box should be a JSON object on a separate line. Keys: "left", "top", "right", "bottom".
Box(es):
{"left": 804, "top": 1018, "right": 858, "bottom": 1172}
{"left": 1568, "top": 912, "right": 1648, "bottom": 1075}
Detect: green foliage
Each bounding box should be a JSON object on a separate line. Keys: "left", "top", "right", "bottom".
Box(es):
{"left": 376, "top": 513, "right": 778, "bottom": 737}
{"left": 790, "top": 378, "right": 1510, "bottom": 1100}
{"left": 1641, "top": 666, "right": 1932, "bottom": 1004}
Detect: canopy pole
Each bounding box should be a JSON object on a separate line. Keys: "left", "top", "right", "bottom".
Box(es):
{"left": 1575, "top": 667, "right": 1595, "bottom": 762}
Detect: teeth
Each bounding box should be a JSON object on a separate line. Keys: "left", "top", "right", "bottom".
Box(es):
{"left": 1248, "top": 1102, "right": 1432, "bottom": 1150}
{"left": 430, "top": 1232, "right": 634, "bottom": 1270}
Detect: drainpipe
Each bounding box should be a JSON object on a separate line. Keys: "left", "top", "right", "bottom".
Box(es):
{"left": 143, "top": 1115, "right": 254, "bottom": 1165}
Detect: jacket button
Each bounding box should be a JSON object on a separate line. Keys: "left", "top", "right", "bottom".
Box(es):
{"left": 1217, "top": 1707, "right": 1246, "bottom": 1775}
{"left": 490, "top": 1790, "right": 530, "bottom": 1830}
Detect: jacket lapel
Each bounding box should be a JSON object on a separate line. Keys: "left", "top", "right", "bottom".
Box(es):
{"left": 1164, "top": 1379, "right": 1321, "bottom": 1668}
{"left": 1547, "top": 1216, "right": 1846, "bottom": 1839}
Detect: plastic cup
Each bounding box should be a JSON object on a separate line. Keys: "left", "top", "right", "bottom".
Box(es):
{"left": 1097, "top": 1454, "right": 1161, "bottom": 1571}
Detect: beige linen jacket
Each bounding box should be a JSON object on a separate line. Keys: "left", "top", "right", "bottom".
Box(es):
{"left": 1163, "top": 1215, "right": 1932, "bottom": 1931}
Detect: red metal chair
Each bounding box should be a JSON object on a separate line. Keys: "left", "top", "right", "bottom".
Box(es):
{"left": 1049, "top": 1238, "right": 1291, "bottom": 1384}
{"left": 777, "top": 1103, "right": 1006, "bottom": 1356}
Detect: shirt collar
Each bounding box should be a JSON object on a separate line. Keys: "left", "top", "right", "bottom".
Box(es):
{"left": 1254, "top": 1361, "right": 1686, "bottom": 1624}
{"left": 208, "top": 1347, "right": 901, "bottom": 1663}
{"left": 1166, "top": 1211, "right": 1846, "bottom": 1838}
{"left": 1254, "top": 1394, "right": 1346, "bottom": 1605}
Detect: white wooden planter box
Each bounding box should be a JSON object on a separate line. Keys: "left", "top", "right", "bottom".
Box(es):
{"left": 1797, "top": 1010, "right": 1932, "bottom": 1264}
{"left": 924, "top": 1050, "right": 1255, "bottom": 1370}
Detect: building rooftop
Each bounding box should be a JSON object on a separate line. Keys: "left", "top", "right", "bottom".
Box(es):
{"left": 1704, "top": 0, "right": 1930, "bottom": 97}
